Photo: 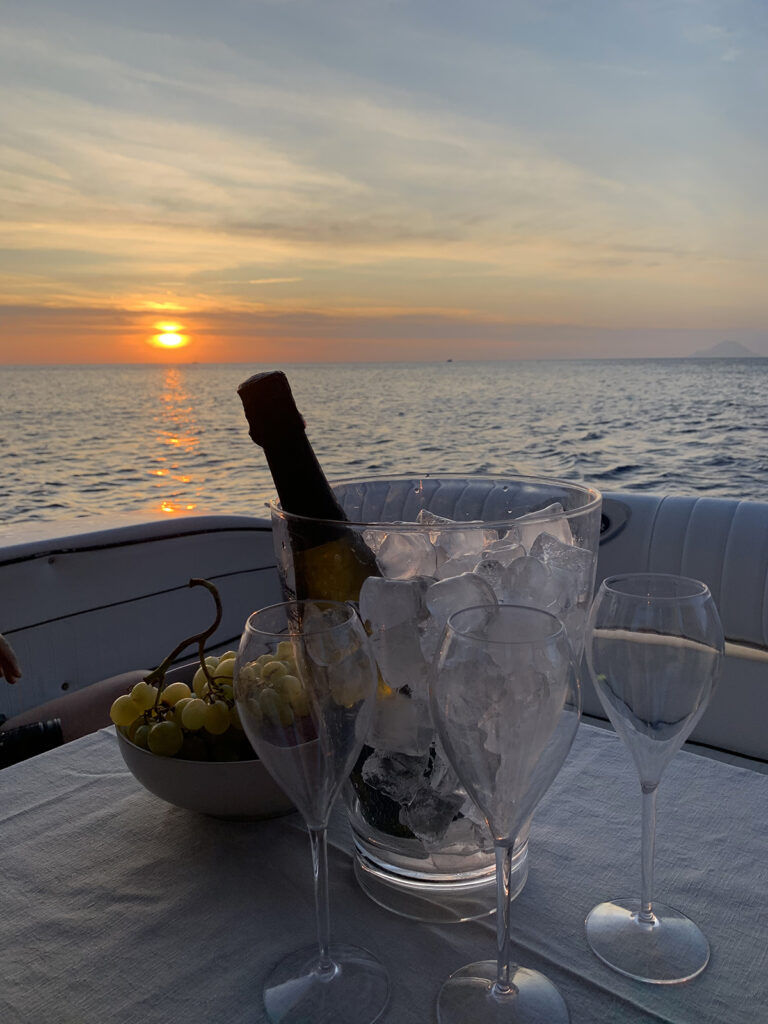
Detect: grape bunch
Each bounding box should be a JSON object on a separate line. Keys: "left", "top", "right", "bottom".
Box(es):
{"left": 235, "top": 642, "right": 317, "bottom": 746}
{"left": 110, "top": 651, "right": 257, "bottom": 761}
{"left": 239, "top": 638, "right": 313, "bottom": 729}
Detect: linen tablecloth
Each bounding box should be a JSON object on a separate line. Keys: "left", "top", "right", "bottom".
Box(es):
{"left": 0, "top": 724, "right": 765, "bottom": 1023}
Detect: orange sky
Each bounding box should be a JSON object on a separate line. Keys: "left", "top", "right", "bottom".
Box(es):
{"left": 2, "top": 2, "right": 766, "bottom": 362}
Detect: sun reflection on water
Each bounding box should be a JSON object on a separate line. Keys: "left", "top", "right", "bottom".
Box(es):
{"left": 151, "top": 368, "right": 200, "bottom": 514}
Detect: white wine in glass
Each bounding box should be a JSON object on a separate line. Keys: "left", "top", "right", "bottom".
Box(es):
{"left": 585, "top": 573, "right": 723, "bottom": 984}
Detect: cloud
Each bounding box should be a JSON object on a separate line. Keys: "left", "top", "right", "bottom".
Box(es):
{"left": 0, "top": 2, "right": 766, "bottom": 361}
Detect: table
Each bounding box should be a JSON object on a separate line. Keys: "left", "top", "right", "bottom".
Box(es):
{"left": 1, "top": 723, "right": 765, "bottom": 1024}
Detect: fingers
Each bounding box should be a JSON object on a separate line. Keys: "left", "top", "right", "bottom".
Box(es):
{"left": 0, "top": 635, "right": 21, "bottom": 685}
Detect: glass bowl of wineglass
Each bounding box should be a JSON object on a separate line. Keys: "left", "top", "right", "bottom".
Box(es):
{"left": 584, "top": 573, "right": 724, "bottom": 984}
{"left": 430, "top": 603, "right": 581, "bottom": 1024}
{"left": 234, "top": 599, "right": 390, "bottom": 1024}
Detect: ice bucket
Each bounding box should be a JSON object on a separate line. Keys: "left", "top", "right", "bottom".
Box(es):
{"left": 271, "top": 475, "right": 602, "bottom": 922}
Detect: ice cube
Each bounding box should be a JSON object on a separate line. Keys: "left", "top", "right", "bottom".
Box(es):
{"left": 361, "top": 749, "right": 429, "bottom": 805}
{"left": 473, "top": 558, "right": 507, "bottom": 600}
{"left": 427, "top": 742, "right": 460, "bottom": 796}
{"left": 528, "top": 532, "right": 594, "bottom": 602}
{"left": 460, "top": 794, "right": 488, "bottom": 828}
{"left": 375, "top": 531, "right": 437, "bottom": 579}
{"left": 425, "top": 572, "right": 498, "bottom": 631}
{"left": 359, "top": 576, "right": 428, "bottom": 629}
{"left": 416, "top": 509, "right": 491, "bottom": 563}
{"left": 400, "top": 786, "right": 465, "bottom": 847}
{"left": 482, "top": 540, "right": 525, "bottom": 566}
{"left": 437, "top": 815, "right": 494, "bottom": 857}
{"left": 435, "top": 552, "right": 482, "bottom": 579}
{"left": 515, "top": 502, "right": 573, "bottom": 551}
{"left": 373, "top": 621, "right": 430, "bottom": 696}
{"left": 419, "top": 616, "right": 442, "bottom": 663}
{"left": 368, "top": 693, "right": 433, "bottom": 756}
{"left": 501, "top": 556, "right": 561, "bottom": 609}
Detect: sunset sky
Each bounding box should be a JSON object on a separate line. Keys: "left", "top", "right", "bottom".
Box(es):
{"left": 2, "top": 0, "right": 766, "bottom": 363}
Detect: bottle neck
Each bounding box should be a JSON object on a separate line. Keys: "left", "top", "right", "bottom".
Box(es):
{"left": 263, "top": 430, "right": 347, "bottom": 522}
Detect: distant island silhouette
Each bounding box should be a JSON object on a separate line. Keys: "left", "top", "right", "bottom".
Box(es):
{"left": 689, "top": 340, "right": 763, "bottom": 358}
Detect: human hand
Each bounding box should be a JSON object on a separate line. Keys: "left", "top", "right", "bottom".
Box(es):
{"left": 0, "top": 634, "right": 21, "bottom": 685}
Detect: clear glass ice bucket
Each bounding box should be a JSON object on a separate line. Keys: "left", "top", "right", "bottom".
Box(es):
{"left": 270, "top": 475, "right": 602, "bottom": 923}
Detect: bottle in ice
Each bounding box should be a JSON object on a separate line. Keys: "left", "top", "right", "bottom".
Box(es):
{"left": 237, "top": 370, "right": 380, "bottom": 602}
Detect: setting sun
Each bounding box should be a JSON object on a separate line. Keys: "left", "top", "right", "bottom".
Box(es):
{"left": 149, "top": 322, "right": 190, "bottom": 350}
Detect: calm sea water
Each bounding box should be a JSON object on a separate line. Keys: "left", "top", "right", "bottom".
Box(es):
{"left": 2, "top": 360, "right": 767, "bottom": 528}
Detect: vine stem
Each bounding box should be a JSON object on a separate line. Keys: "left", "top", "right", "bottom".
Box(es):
{"left": 143, "top": 579, "right": 223, "bottom": 704}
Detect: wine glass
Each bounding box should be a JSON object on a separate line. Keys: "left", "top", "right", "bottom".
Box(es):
{"left": 234, "top": 600, "right": 390, "bottom": 1023}
{"left": 430, "top": 604, "right": 581, "bottom": 1024}
{"left": 584, "top": 573, "right": 724, "bottom": 984}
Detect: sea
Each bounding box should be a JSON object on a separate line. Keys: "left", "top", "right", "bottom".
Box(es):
{"left": 2, "top": 359, "right": 767, "bottom": 529}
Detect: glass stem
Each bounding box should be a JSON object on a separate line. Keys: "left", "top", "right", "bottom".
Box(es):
{"left": 639, "top": 782, "right": 658, "bottom": 924}
{"left": 494, "top": 842, "right": 517, "bottom": 995}
{"left": 309, "top": 826, "right": 334, "bottom": 973}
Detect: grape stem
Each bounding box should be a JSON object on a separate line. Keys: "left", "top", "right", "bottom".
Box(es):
{"left": 143, "top": 579, "right": 224, "bottom": 704}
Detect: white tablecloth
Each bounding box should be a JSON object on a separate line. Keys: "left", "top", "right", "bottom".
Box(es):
{"left": 0, "top": 724, "right": 765, "bottom": 1023}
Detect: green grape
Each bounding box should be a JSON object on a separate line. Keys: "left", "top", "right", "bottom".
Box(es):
{"left": 147, "top": 720, "right": 184, "bottom": 757}
{"left": 126, "top": 716, "right": 145, "bottom": 743}
{"left": 131, "top": 681, "right": 158, "bottom": 710}
{"left": 161, "top": 681, "right": 192, "bottom": 706}
{"left": 218, "top": 650, "right": 238, "bottom": 662}
{"left": 261, "top": 660, "right": 288, "bottom": 682}
{"left": 192, "top": 658, "right": 218, "bottom": 696}
{"left": 181, "top": 698, "right": 208, "bottom": 731}
{"left": 235, "top": 662, "right": 261, "bottom": 694}
{"left": 276, "top": 640, "right": 294, "bottom": 660}
{"left": 204, "top": 700, "right": 231, "bottom": 736}
{"left": 173, "top": 696, "right": 194, "bottom": 719}
{"left": 228, "top": 704, "right": 244, "bottom": 731}
{"left": 218, "top": 683, "right": 234, "bottom": 703}
{"left": 213, "top": 659, "right": 235, "bottom": 681}
{"left": 110, "top": 694, "right": 143, "bottom": 727}
{"left": 281, "top": 675, "right": 310, "bottom": 717}
{"left": 240, "top": 693, "right": 263, "bottom": 724}
{"left": 259, "top": 687, "right": 294, "bottom": 727}
{"left": 132, "top": 724, "right": 150, "bottom": 749}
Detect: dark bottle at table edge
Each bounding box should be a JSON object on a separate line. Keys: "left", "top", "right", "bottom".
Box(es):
{"left": 237, "top": 370, "right": 380, "bottom": 601}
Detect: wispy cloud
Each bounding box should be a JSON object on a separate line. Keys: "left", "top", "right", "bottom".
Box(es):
{"left": 1, "top": 1, "right": 766, "bottom": 359}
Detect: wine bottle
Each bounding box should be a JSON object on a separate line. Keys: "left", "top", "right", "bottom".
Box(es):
{"left": 237, "top": 370, "right": 380, "bottom": 602}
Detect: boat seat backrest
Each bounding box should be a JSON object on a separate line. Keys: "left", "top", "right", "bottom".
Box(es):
{"left": 599, "top": 492, "right": 768, "bottom": 649}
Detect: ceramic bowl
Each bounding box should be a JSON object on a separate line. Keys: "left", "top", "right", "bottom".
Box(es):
{"left": 116, "top": 729, "right": 294, "bottom": 821}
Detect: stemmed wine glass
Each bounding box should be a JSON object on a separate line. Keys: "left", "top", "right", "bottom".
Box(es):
{"left": 430, "top": 604, "right": 581, "bottom": 1024}
{"left": 234, "top": 600, "right": 390, "bottom": 1023}
{"left": 584, "top": 573, "right": 723, "bottom": 984}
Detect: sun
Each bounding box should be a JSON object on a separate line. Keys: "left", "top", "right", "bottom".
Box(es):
{"left": 149, "top": 322, "right": 190, "bottom": 350}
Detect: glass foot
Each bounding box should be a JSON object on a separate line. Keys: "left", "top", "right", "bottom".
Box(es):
{"left": 263, "top": 943, "right": 390, "bottom": 1023}
{"left": 585, "top": 898, "right": 710, "bottom": 984}
{"left": 437, "top": 960, "right": 569, "bottom": 1024}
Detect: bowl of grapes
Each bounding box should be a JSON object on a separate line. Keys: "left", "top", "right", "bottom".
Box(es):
{"left": 111, "top": 579, "right": 294, "bottom": 821}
